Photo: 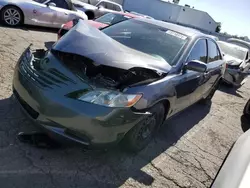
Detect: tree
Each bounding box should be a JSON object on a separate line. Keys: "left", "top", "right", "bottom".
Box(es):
{"left": 216, "top": 22, "right": 221, "bottom": 33}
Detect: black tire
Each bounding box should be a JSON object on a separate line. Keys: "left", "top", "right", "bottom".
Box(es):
{"left": 85, "top": 11, "right": 95, "bottom": 20}
{"left": 122, "top": 103, "right": 166, "bottom": 152}
{"left": 221, "top": 80, "right": 234, "bottom": 88}
{"left": 243, "top": 99, "right": 250, "bottom": 115}
{"left": 1, "top": 6, "right": 23, "bottom": 26}
{"left": 200, "top": 80, "right": 219, "bottom": 105}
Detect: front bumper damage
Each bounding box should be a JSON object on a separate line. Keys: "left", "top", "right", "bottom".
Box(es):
{"left": 223, "top": 66, "right": 250, "bottom": 87}
{"left": 12, "top": 46, "right": 149, "bottom": 148}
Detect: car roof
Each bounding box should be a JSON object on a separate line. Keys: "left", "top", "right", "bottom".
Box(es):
{"left": 217, "top": 41, "right": 248, "bottom": 52}
{"left": 133, "top": 18, "right": 203, "bottom": 37}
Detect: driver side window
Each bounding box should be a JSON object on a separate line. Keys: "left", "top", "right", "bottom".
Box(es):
{"left": 48, "top": 0, "right": 69, "bottom": 9}
{"left": 188, "top": 39, "right": 207, "bottom": 63}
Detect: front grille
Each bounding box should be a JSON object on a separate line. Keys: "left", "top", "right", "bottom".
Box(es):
{"left": 13, "top": 89, "right": 39, "bottom": 119}
{"left": 19, "top": 50, "right": 76, "bottom": 89}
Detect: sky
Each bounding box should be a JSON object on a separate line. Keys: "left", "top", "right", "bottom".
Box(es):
{"left": 179, "top": 0, "right": 250, "bottom": 37}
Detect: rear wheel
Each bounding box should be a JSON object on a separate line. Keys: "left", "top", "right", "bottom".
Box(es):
{"left": 1, "top": 6, "right": 23, "bottom": 26}
{"left": 122, "top": 103, "right": 166, "bottom": 152}
{"left": 85, "top": 11, "right": 95, "bottom": 20}
{"left": 243, "top": 99, "right": 250, "bottom": 115}
{"left": 241, "top": 99, "right": 250, "bottom": 132}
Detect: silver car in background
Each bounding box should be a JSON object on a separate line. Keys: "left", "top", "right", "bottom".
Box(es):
{"left": 211, "top": 129, "right": 250, "bottom": 188}
{"left": 0, "top": 0, "right": 87, "bottom": 28}
{"left": 72, "top": 0, "right": 124, "bottom": 19}
{"left": 217, "top": 41, "right": 250, "bottom": 87}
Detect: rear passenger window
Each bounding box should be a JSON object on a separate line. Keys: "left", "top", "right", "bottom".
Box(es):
{"left": 188, "top": 39, "right": 207, "bottom": 63}
{"left": 106, "top": 3, "right": 121, "bottom": 11}
{"left": 97, "top": 2, "right": 107, "bottom": 8}
{"left": 113, "top": 5, "right": 122, "bottom": 11}
{"left": 207, "top": 40, "right": 221, "bottom": 62}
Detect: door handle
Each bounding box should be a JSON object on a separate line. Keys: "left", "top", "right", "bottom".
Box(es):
{"left": 33, "top": 9, "right": 37, "bottom": 14}
{"left": 64, "top": 12, "right": 68, "bottom": 15}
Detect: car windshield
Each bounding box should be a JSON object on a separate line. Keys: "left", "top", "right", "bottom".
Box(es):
{"left": 217, "top": 41, "right": 246, "bottom": 60}
{"left": 102, "top": 19, "right": 188, "bottom": 65}
{"left": 95, "top": 13, "right": 130, "bottom": 26}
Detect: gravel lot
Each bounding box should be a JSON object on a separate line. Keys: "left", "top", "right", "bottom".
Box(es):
{"left": 0, "top": 25, "right": 248, "bottom": 188}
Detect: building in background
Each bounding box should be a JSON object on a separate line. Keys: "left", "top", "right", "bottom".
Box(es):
{"left": 122, "top": 0, "right": 218, "bottom": 33}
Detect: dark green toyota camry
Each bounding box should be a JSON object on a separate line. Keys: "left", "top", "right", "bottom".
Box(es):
{"left": 13, "top": 18, "right": 225, "bottom": 152}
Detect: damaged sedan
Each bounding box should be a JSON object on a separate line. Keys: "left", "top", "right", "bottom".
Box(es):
{"left": 217, "top": 41, "right": 250, "bottom": 87}
{"left": 13, "top": 19, "right": 225, "bottom": 152}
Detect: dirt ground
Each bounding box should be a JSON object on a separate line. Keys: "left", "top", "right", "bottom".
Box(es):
{"left": 0, "top": 25, "right": 248, "bottom": 188}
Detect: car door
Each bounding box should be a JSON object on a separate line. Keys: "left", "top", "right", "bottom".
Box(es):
{"left": 28, "top": 1, "right": 58, "bottom": 27}
{"left": 46, "top": 0, "right": 74, "bottom": 28}
{"left": 173, "top": 39, "right": 208, "bottom": 113}
{"left": 204, "top": 39, "right": 224, "bottom": 95}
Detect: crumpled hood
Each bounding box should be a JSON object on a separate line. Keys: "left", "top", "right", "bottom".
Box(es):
{"left": 52, "top": 20, "right": 172, "bottom": 74}
{"left": 224, "top": 54, "right": 242, "bottom": 66}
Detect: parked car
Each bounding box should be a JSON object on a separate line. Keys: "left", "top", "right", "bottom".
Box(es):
{"left": 13, "top": 18, "right": 225, "bottom": 152}
{"left": 72, "top": 0, "right": 123, "bottom": 19}
{"left": 211, "top": 129, "right": 250, "bottom": 188}
{"left": 217, "top": 41, "right": 250, "bottom": 87}
{"left": 57, "top": 12, "right": 140, "bottom": 39}
{"left": 0, "top": 0, "right": 88, "bottom": 28}
{"left": 227, "top": 38, "right": 250, "bottom": 51}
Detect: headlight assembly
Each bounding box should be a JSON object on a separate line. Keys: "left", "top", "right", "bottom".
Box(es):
{"left": 67, "top": 89, "right": 142, "bottom": 108}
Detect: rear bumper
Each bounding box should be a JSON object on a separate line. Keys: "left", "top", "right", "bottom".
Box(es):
{"left": 13, "top": 47, "right": 146, "bottom": 148}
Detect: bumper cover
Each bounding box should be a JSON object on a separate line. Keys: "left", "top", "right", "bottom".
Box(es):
{"left": 223, "top": 68, "right": 250, "bottom": 86}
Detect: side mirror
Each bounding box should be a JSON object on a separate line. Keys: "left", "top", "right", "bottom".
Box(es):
{"left": 184, "top": 60, "right": 207, "bottom": 73}
{"left": 48, "top": 2, "right": 56, "bottom": 7}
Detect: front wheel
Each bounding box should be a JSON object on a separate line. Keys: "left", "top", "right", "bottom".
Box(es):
{"left": 1, "top": 6, "right": 23, "bottom": 26}
{"left": 122, "top": 103, "right": 166, "bottom": 152}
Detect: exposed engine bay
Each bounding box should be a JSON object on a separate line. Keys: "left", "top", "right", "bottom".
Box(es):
{"left": 51, "top": 50, "right": 165, "bottom": 90}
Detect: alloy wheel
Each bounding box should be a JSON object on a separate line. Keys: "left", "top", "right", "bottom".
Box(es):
{"left": 3, "top": 8, "right": 21, "bottom": 26}
{"left": 136, "top": 114, "right": 156, "bottom": 141}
